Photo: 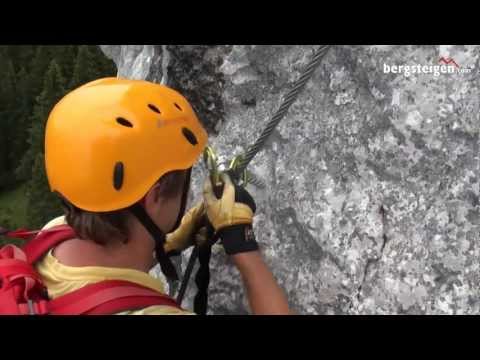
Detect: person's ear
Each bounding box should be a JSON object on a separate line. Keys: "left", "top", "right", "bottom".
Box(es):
{"left": 144, "top": 183, "right": 162, "bottom": 209}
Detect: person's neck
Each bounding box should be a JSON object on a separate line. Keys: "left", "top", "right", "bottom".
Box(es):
{"left": 53, "top": 237, "right": 150, "bottom": 273}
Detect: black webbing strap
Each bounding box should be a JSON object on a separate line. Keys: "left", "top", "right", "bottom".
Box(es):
{"left": 176, "top": 219, "right": 218, "bottom": 315}
{"left": 176, "top": 244, "right": 199, "bottom": 304}
{"left": 129, "top": 168, "right": 192, "bottom": 282}
{"left": 129, "top": 203, "right": 178, "bottom": 281}
{"left": 193, "top": 224, "right": 217, "bottom": 315}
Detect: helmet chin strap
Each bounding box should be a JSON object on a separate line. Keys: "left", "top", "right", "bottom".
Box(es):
{"left": 129, "top": 168, "right": 192, "bottom": 282}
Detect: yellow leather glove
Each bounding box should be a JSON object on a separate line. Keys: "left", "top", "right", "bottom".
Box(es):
{"left": 164, "top": 202, "right": 206, "bottom": 253}
{"left": 203, "top": 172, "right": 254, "bottom": 232}
{"left": 203, "top": 172, "right": 258, "bottom": 255}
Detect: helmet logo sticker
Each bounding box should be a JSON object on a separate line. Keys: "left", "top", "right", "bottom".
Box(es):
{"left": 182, "top": 127, "right": 198, "bottom": 145}
{"left": 113, "top": 162, "right": 124, "bottom": 190}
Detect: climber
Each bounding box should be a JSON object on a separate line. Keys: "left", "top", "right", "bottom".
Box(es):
{"left": 25, "top": 77, "right": 290, "bottom": 315}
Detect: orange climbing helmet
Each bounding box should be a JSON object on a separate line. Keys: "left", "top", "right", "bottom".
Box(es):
{"left": 45, "top": 77, "right": 208, "bottom": 212}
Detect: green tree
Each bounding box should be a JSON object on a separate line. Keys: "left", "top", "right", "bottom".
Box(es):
{"left": 23, "top": 60, "right": 66, "bottom": 227}
{"left": 69, "top": 45, "right": 96, "bottom": 89}
{"left": 50, "top": 46, "right": 77, "bottom": 87}
{"left": 18, "top": 60, "right": 65, "bottom": 190}
{"left": 9, "top": 66, "right": 34, "bottom": 181}
{"left": 0, "top": 208, "right": 15, "bottom": 247}
{"left": 0, "top": 55, "right": 17, "bottom": 188}
{"left": 88, "top": 45, "right": 117, "bottom": 78}
{"left": 69, "top": 46, "right": 116, "bottom": 89}
{"left": 29, "top": 46, "right": 54, "bottom": 97}
{"left": 25, "top": 152, "right": 62, "bottom": 228}
{"left": 0, "top": 56, "right": 17, "bottom": 123}
{"left": 17, "top": 60, "right": 66, "bottom": 180}
{"left": 5, "top": 45, "right": 36, "bottom": 73}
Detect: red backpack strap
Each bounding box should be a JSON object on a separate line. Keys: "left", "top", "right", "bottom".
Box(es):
{"left": 22, "top": 225, "right": 76, "bottom": 264}
{"left": 2, "top": 225, "right": 182, "bottom": 315}
{"left": 0, "top": 245, "right": 49, "bottom": 315}
{"left": 1, "top": 228, "right": 40, "bottom": 240}
{"left": 47, "top": 280, "right": 182, "bottom": 315}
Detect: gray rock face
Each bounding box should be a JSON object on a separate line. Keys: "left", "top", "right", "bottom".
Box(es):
{"left": 100, "top": 45, "right": 479, "bottom": 314}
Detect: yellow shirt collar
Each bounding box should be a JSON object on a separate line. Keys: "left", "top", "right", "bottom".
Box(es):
{"left": 36, "top": 250, "right": 166, "bottom": 299}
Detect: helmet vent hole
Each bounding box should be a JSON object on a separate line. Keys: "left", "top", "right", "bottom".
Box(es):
{"left": 113, "top": 162, "right": 124, "bottom": 190}
{"left": 116, "top": 117, "right": 133, "bottom": 128}
{"left": 148, "top": 104, "right": 161, "bottom": 114}
{"left": 174, "top": 103, "right": 183, "bottom": 111}
{"left": 182, "top": 127, "right": 198, "bottom": 145}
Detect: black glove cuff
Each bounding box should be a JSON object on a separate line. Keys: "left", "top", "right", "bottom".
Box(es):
{"left": 218, "top": 224, "right": 259, "bottom": 255}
